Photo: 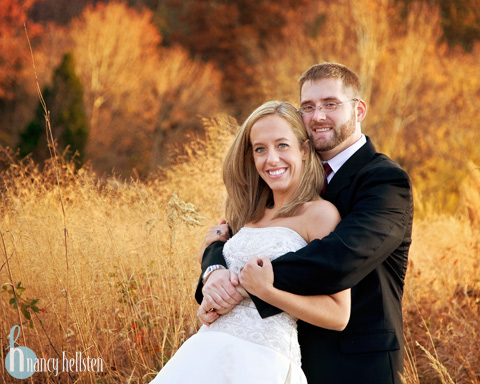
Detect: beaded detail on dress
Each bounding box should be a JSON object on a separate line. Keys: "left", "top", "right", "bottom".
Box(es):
{"left": 199, "top": 227, "right": 307, "bottom": 365}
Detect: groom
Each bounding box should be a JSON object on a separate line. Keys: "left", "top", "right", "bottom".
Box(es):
{"left": 196, "top": 62, "right": 413, "bottom": 384}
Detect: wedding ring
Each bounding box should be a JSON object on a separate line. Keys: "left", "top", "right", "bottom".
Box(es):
{"left": 207, "top": 308, "right": 215, "bottom": 312}
{"left": 216, "top": 230, "right": 221, "bottom": 235}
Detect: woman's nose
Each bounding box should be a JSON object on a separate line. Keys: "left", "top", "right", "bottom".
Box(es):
{"left": 267, "top": 149, "right": 279, "bottom": 164}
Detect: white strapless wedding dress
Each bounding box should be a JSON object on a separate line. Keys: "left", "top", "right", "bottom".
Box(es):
{"left": 150, "top": 227, "right": 308, "bottom": 384}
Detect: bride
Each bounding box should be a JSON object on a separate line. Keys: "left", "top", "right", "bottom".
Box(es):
{"left": 150, "top": 101, "right": 350, "bottom": 383}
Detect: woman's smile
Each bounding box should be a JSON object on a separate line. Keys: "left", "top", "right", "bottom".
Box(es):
{"left": 267, "top": 167, "right": 288, "bottom": 178}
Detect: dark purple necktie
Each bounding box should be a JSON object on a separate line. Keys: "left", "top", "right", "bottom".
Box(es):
{"left": 321, "top": 162, "right": 333, "bottom": 197}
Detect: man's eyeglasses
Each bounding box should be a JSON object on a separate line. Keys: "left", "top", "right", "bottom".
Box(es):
{"left": 297, "top": 99, "right": 358, "bottom": 115}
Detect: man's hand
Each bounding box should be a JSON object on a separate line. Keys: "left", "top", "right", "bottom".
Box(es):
{"left": 196, "top": 219, "right": 231, "bottom": 263}
{"left": 201, "top": 269, "right": 243, "bottom": 312}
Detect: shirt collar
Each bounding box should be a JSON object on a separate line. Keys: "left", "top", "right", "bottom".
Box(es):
{"left": 322, "top": 134, "right": 367, "bottom": 182}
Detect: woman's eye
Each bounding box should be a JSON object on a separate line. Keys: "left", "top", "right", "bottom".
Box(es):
{"left": 278, "top": 143, "right": 289, "bottom": 149}
{"left": 254, "top": 147, "right": 265, "bottom": 153}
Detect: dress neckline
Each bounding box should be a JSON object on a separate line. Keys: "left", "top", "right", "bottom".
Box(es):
{"left": 240, "top": 226, "right": 307, "bottom": 243}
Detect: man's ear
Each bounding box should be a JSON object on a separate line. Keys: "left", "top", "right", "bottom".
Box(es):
{"left": 356, "top": 99, "right": 367, "bottom": 122}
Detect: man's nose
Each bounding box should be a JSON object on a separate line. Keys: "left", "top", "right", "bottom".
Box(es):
{"left": 312, "top": 106, "right": 327, "bottom": 121}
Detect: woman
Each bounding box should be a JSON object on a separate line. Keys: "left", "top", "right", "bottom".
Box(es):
{"left": 150, "top": 101, "right": 350, "bottom": 383}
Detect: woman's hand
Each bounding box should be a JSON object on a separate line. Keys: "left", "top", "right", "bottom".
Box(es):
{"left": 196, "top": 220, "right": 231, "bottom": 263}
{"left": 197, "top": 298, "right": 220, "bottom": 326}
{"left": 239, "top": 256, "right": 274, "bottom": 299}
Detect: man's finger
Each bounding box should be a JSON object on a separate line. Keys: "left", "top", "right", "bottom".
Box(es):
{"left": 205, "top": 289, "right": 237, "bottom": 309}
{"left": 220, "top": 285, "right": 243, "bottom": 304}
{"left": 202, "top": 292, "right": 225, "bottom": 309}
{"left": 206, "top": 278, "right": 243, "bottom": 305}
{"left": 203, "top": 288, "right": 239, "bottom": 311}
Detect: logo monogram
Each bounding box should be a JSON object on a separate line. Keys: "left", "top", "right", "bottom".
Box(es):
{"left": 5, "top": 325, "right": 37, "bottom": 379}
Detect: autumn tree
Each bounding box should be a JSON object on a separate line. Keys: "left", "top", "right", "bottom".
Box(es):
{"left": 155, "top": 0, "right": 313, "bottom": 118}
{"left": 55, "top": 53, "right": 88, "bottom": 163}
{"left": 397, "top": 0, "right": 480, "bottom": 51}
{"left": 18, "top": 89, "right": 49, "bottom": 160}
{"left": 19, "top": 52, "right": 88, "bottom": 164}
{"left": 256, "top": 0, "right": 480, "bottom": 215}
{"left": 69, "top": 2, "right": 222, "bottom": 175}
{"left": 29, "top": 0, "right": 86, "bottom": 25}
{"left": 151, "top": 45, "right": 222, "bottom": 169}
{"left": 436, "top": 0, "right": 480, "bottom": 50}
{"left": 0, "top": 0, "right": 42, "bottom": 146}
{"left": 69, "top": 2, "right": 162, "bottom": 174}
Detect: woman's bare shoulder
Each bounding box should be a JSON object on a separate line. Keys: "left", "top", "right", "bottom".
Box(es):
{"left": 301, "top": 199, "right": 341, "bottom": 241}
{"left": 303, "top": 198, "right": 339, "bottom": 219}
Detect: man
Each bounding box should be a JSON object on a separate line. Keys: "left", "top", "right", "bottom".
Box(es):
{"left": 196, "top": 62, "right": 413, "bottom": 384}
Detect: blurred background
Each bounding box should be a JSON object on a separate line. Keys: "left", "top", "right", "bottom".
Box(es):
{"left": 1, "top": 1, "right": 480, "bottom": 382}
{"left": 1, "top": 0, "right": 479, "bottom": 218}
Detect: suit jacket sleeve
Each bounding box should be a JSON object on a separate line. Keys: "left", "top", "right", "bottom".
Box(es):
{"left": 251, "top": 162, "right": 413, "bottom": 318}
{"left": 194, "top": 241, "right": 227, "bottom": 304}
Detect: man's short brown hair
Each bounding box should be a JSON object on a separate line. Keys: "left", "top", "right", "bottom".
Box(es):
{"left": 298, "top": 63, "right": 362, "bottom": 98}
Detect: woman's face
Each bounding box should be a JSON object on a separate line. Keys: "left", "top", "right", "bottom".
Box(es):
{"left": 250, "top": 115, "right": 305, "bottom": 201}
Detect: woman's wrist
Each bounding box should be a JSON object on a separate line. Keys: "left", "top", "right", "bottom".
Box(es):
{"left": 256, "top": 284, "right": 277, "bottom": 303}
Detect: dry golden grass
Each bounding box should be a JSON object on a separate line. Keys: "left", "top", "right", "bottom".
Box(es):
{"left": 402, "top": 215, "right": 480, "bottom": 384}
{"left": 1, "top": 118, "right": 479, "bottom": 383}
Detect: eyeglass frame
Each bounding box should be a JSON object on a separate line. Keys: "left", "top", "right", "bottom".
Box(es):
{"left": 297, "top": 98, "right": 359, "bottom": 115}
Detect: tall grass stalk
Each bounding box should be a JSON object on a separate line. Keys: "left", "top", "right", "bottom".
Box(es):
{"left": 0, "top": 116, "right": 233, "bottom": 383}
{"left": 2, "top": 117, "right": 479, "bottom": 382}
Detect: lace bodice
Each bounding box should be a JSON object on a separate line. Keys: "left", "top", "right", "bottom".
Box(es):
{"left": 199, "top": 227, "right": 307, "bottom": 364}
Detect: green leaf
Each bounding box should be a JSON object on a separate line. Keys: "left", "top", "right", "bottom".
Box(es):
{"left": 16, "top": 282, "right": 25, "bottom": 294}
{"left": 22, "top": 307, "right": 31, "bottom": 320}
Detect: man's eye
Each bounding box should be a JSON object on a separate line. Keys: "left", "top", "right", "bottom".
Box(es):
{"left": 323, "top": 102, "right": 338, "bottom": 110}
{"left": 302, "top": 105, "right": 315, "bottom": 112}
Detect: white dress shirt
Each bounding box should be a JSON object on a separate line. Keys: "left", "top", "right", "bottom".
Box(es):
{"left": 323, "top": 134, "right": 367, "bottom": 183}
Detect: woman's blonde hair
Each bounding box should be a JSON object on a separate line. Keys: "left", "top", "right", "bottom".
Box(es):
{"left": 224, "top": 101, "right": 324, "bottom": 233}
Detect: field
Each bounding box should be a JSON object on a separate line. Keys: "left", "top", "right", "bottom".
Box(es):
{"left": 1, "top": 118, "right": 479, "bottom": 383}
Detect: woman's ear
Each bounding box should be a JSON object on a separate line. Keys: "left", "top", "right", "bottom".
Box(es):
{"left": 301, "top": 139, "right": 310, "bottom": 160}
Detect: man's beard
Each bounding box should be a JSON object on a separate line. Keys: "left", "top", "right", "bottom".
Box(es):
{"left": 310, "top": 110, "right": 356, "bottom": 153}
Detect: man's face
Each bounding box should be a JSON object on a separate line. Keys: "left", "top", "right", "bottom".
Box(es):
{"left": 300, "top": 78, "right": 363, "bottom": 160}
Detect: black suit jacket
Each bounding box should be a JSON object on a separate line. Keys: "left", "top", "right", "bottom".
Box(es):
{"left": 196, "top": 137, "right": 413, "bottom": 384}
